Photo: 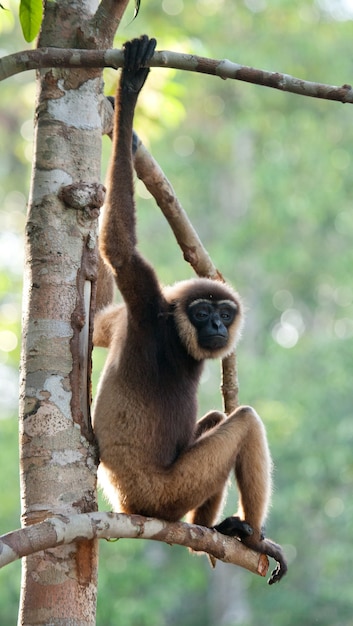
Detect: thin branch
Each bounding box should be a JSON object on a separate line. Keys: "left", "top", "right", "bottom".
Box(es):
{"left": 0, "top": 48, "right": 108, "bottom": 81}
{"left": 134, "top": 141, "right": 222, "bottom": 280}
{"left": 134, "top": 139, "right": 238, "bottom": 415}
{"left": 221, "top": 353, "right": 239, "bottom": 414}
{"left": 1, "top": 47, "right": 352, "bottom": 105}
{"left": 0, "top": 512, "right": 269, "bottom": 577}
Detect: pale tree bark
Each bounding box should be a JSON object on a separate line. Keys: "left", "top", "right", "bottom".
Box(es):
{"left": 19, "top": 0, "right": 128, "bottom": 624}
{"left": 0, "top": 513, "right": 268, "bottom": 578}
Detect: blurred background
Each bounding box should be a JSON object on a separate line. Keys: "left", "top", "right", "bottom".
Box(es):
{"left": 1, "top": 0, "right": 353, "bottom": 623}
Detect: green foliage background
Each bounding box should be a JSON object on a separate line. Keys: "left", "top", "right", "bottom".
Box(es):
{"left": 1, "top": 0, "right": 353, "bottom": 624}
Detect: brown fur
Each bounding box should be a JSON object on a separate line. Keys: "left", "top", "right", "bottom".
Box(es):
{"left": 92, "top": 36, "right": 287, "bottom": 584}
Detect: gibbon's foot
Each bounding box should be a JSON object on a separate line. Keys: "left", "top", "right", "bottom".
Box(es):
{"left": 214, "top": 516, "right": 287, "bottom": 584}
{"left": 213, "top": 516, "right": 253, "bottom": 540}
{"left": 256, "top": 537, "right": 288, "bottom": 585}
{"left": 267, "top": 560, "right": 285, "bottom": 585}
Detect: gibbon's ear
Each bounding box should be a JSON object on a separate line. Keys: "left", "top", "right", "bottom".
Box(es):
{"left": 164, "top": 278, "right": 244, "bottom": 361}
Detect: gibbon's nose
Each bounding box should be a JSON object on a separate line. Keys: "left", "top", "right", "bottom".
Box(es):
{"left": 211, "top": 314, "right": 222, "bottom": 330}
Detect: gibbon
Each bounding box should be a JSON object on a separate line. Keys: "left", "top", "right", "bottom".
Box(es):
{"left": 93, "top": 35, "right": 287, "bottom": 584}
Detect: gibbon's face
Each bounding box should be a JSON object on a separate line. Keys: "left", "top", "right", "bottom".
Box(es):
{"left": 187, "top": 298, "right": 238, "bottom": 351}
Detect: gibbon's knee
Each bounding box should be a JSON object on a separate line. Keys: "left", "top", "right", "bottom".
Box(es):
{"left": 229, "top": 405, "right": 272, "bottom": 476}
{"left": 231, "top": 404, "right": 261, "bottom": 422}
{"left": 194, "top": 410, "right": 226, "bottom": 438}
{"left": 93, "top": 308, "right": 114, "bottom": 348}
{"left": 93, "top": 304, "right": 127, "bottom": 349}
{"left": 229, "top": 405, "right": 269, "bottom": 447}
{"left": 96, "top": 253, "right": 114, "bottom": 311}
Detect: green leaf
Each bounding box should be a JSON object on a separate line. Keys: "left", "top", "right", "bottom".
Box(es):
{"left": 19, "top": 0, "right": 43, "bottom": 43}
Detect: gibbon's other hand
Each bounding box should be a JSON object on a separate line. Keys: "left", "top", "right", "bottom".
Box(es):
{"left": 122, "top": 35, "right": 157, "bottom": 94}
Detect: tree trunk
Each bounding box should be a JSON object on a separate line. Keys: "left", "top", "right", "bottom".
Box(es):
{"left": 18, "top": 0, "right": 128, "bottom": 623}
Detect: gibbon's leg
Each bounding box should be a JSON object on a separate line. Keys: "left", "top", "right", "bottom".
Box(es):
{"left": 164, "top": 406, "right": 272, "bottom": 529}
{"left": 154, "top": 406, "right": 286, "bottom": 582}
{"left": 207, "top": 408, "right": 287, "bottom": 584}
{"left": 194, "top": 411, "right": 226, "bottom": 437}
{"left": 187, "top": 490, "right": 227, "bottom": 528}
{"left": 187, "top": 411, "right": 228, "bottom": 528}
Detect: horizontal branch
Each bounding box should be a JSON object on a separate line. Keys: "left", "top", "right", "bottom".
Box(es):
{"left": 1, "top": 46, "right": 352, "bottom": 104}
{"left": 0, "top": 512, "right": 269, "bottom": 579}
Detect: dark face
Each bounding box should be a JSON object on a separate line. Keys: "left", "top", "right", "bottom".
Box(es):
{"left": 187, "top": 298, "right": 238, "bottom": 351}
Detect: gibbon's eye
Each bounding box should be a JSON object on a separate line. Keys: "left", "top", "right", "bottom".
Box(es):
{"left": 193, "top": 306, "right": 210, "bottom": 322}
{"left": 219, "top": 306, "right": 236, "bottom": 325}
{"left": 188, "top": 301, "right": 212, "bottom": 325}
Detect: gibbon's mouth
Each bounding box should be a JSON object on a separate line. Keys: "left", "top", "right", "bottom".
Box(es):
{"left": 201, "top": 335, "right": 228, "bottom": 350}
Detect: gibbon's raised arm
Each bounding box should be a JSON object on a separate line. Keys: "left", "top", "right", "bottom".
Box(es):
{"left": 99, "top": 36, "right": 161, "bottom": 321}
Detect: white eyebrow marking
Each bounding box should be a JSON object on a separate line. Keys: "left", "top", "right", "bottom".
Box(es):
{"left": 189, "top": 298, "right": 238, "bottom": 309}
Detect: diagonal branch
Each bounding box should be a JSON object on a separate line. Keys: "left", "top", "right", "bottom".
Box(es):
{"left": 1, "top": 47, "right": 352, "bottom": 106}
{"left": 0, "top": 512, "right": 269, "bottom": 577}
{"left": 134, "top": 141, "right": 222, "bottom": 280}
{"left": 133, "top": 138, "right": 239, "bottom": 413}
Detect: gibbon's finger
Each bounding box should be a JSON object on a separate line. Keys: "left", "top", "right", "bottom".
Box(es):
{"left": 143, "top": 37, "right": 157, "bottom": 65}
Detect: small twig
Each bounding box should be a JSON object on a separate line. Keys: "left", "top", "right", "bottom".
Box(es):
{"left": 1, "top": 47, "right": 352, "bottom": 106}
{"left": 0, "top": 512, "right": 268, "bottom": 576}
{"left": 221, "top": 353, "right": 239, "bottom": 414}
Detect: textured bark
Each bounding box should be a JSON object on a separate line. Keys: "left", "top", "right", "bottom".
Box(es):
{"left": 0, "top": 513, "right": 269, "bottom": 579}
{"left": 18, "top": 0, "right": 129, "bottom": 624}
